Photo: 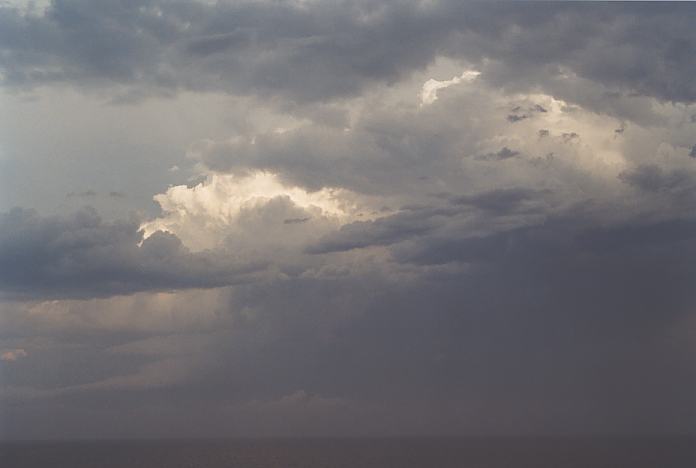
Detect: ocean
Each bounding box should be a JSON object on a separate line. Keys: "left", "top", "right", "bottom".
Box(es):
{"left": 1, "top": 437, "right": 694, "bottom": 468}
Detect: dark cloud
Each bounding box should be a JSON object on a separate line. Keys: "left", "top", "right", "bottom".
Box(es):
{"left": 0, "top": 0, "right": 453, "bottom": 102}
{"left": 196, "top": 104, "right": 473, "bottom": 195}
{"left": 283, "top": 217, "right": 310, "bottom": 225}
{"left": 2, "top": 0, "right": 696, "bottom": 440}
{"left": 506, "top": 105, "right": 544, "bottom": 123}
{"left": 506, "top": 114, "right": 528, "bottom": 123}
{"left": 392, "top": 222, "right": 565, "bottom": 266}
{"left": 561, "top": 132, "right": 580, "bottom": 143}
{"left": 451, "top": 187, "right": 547, "bottom": 213}
{"left": 213, "top": 242, "right": 696, "bottom": 435}
{"left": 0, "top": 2, "right": 694, "bottom": 105}
{"left": 619, "top": 165, "right": 693, "bottom": 193}
{"left": 310, "top": 188, "right": 546, "bottom": 255}
{"left": 0, "top": 207, "right": 263, "bottom": 299}
{"left": 7, "top": 207, "right": 696, "bottom": 437}
{"left": 475, "top": 147, "right": 520, "bottom": 161}
{"left": 690, "top": 145, "right": 696, "bottom": 158}
{"left": 459, "top": 3, "right": 696, "bottom": 105}
{"left": 307, "top": 206, "right": 454, "bottom": 254}
{"left": 578, "top": 218, "right": 696, "bottom": 253}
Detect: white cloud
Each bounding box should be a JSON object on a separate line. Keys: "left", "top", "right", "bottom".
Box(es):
{"left": 141, "top": 171, "right": 366, "bottom": 251}
{"left": 420, "top": 70, "right": 480, "bottom": 106}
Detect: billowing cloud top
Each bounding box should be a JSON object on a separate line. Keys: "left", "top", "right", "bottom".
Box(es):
{"left": 1, "top": 0, "right": 696, "bottom": 440}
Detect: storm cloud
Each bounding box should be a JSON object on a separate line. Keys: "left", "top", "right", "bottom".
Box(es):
{"left": 1, "top": 0, "right": 696, "bottom": 440}
{"left": 1, "top": 2, "right": 695, "bottom": 104}
{"left": 0, "top": 207, "right": 263, "bottom": 299}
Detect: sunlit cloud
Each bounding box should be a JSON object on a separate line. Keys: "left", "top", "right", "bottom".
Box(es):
{"left": 420, "top": 70, "right": 480, "bottom": 106}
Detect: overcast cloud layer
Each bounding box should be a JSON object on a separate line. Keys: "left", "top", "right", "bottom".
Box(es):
{"left": 1, "top": 0, "right": 696, "bottom": 439}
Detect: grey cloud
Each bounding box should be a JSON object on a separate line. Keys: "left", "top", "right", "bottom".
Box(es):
{"left": 66, "top": 190, "right": 96, "bottom": 198}
{"left": 461, "top": 3, "right": 696, "bottom": 104}
{"left": 184, "top": 31, "right": 250, "bottom": 57}
{"left": 0, "top": 0, "right": 453, "bottom": 102}
{"left": 3, "top": 180, "right": 696, "bottom": 437}
{"left": 197, "top": 102, "right": 476, "bottom": 195}
{"left": 392, "top": 223, "right": 563, "bottom": 266}
{"left": 308, "top": 191, "right": 696, "bottom": 274}
{"left": 578, "top": 218, "right": 696, "bottom": 254}
{"left": 505, "top": 105, "right": 545, "bottom": 124}
{"left": 7, "top": 210, "right": 696, "bottom": 437}
{"left": 475, "top": 147, "right": 519, "bottom": 161}
{"left": 451, "top": 187, "right": 548, "bottom": 214}
{"left": 690, "top": 145, "right": 696, "bottom": 158}
{"left": 619, "top": 165, "right": 693, "bottom": 193}
{"left": 0, "top": 207, "right": 263, "bottom": 299}
{"left": 3, "top": 0, "right": 696, "bottom": 440}
{"left": 506, "top": 114, "right": 528, "bottom": 123}
{"left": 66, "top": 190, "right": 127, "bottom": 199}
{"left": 283, "top": 217, "right": 310, "bottom": 225}
{"left": 561, "top": 132, "right": 579, "bottom": 143}
{"left": 310, "top": 187, "right": 546, "bottom": 255}
{"left": 1, "top": 2, "right": 695, "bottom": 105}
{"left": 392, "top": 213, "right": 696, "bottom": 292}
{"left": 307, "top": 206, "right": 456, "bottom": 254}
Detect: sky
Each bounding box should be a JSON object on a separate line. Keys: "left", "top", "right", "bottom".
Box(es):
{"left": 0, "top": 0, "right": 696, "bottom": 439}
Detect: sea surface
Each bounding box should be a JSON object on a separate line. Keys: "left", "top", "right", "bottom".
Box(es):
{"left": 1, "top": 437, "right": 694, "bottom": 468}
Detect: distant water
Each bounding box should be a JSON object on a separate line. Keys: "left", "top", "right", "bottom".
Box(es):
{"left": 1, "top": 437, "right": 694, "bottom": 468}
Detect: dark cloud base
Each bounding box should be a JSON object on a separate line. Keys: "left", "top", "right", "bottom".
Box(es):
{"left": 1, "top": 1, "right": 694, "bottom": 104}
{"left": 0, "top": 207, "right": 262, "bottom": 299}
